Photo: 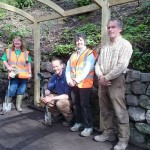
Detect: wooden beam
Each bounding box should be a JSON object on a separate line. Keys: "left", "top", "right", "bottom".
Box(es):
{"left": 99, "top": 0, "right": 111, "bottom": 131}
{"left": 36, "top": 0, "right": 65, "bottom": 16}
{"left": 0, "top": 3, "right": 35, "bottom": 22}
{"left": 109, "top": 0, "right": 137, "bottom": 6}
{"left": 93, "top": 0, "right": 103, "bottom": 7}
{"left": 33, "top": 22, "right": 41, "bottom": 106}
{"left": 64, "top": 4, "right": 99, "bottom": 16}
{"left": 101, "top": 0, "right": 110, "bottom": 47}
{"left": 37, "top": 4, "right": 100, "bottom": 22}
{"left": 37, "top": 13, "right": 62, "bottom": 23}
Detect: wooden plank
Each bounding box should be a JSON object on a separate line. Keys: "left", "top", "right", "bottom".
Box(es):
{"left": 64, "top": 4, "right": 99, "bottom": 16}
{"left": 36, "top": 0, "right": 65, "bottom": 16}
{"left": 101, "top": 0, "right": 110, "bottom": 47}
{"left": 37, "top": 13, "right": 62, "bottom": 23}
{"left": 99, "top": 0, "right": 111, "bottom": 130}
{"left": 33, "top": 22, "right": 41, "bottom": 106}
{"left": 0, "top": 3, "right": 35, "bottom": 22}
{"left": 109, "top": 0, "right": 137, "bottom": 6}
{"left": 93, "top": 0, "right": 103, "bottom": 7}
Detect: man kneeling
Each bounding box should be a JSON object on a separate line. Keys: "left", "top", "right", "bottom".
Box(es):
{"left": 40, "top": 58, "right": 73, "bottom": 127}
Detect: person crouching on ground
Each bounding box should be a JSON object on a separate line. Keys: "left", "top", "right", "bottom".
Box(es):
{"left": 40, "top": 58, "right": 73, "bottom": 127}
{"left": 66, "top": 33, "right": 97, "bottom": 137}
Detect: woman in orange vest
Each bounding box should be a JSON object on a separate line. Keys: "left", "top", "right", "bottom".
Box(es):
{"left": 1, "top": 36, "right": 32, "bottom": 112}
{"left": 66, "top": 33, "right": 97, "bottom": 137}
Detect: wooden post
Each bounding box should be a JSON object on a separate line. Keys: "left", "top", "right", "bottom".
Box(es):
{"left": 100, "top": 0, "right": 111, "bottom": 131}
{"left": 33, "top": 22, "right": 41, "bottom": 106}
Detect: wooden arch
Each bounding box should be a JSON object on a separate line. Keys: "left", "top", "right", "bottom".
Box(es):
{"left": 0, "top": 0, "right": 138, "bottom": 129}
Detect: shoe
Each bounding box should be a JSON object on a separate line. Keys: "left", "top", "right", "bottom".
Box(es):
{"left": 80, "top": 128, "right": 93, "bottom": 137}
{"left": 62, "top": 121, "right": 71, "bottom": 127}
{"left": 113, "top": 140, "right": 128, "bottom": 150}
{"left": 51, "top": 115, "right": 63, "bottom": 123}
{"left": 94, "top": 132, "right": 116, "bottom": 142}
{"left": 70, "top": 123, "right": 83, "bottom": 132}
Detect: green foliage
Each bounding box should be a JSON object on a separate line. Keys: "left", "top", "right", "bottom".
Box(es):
{"left": 53, "top": 44, "right": 75, "bottom": 56}
{"left": 130, "top": 49, "right": 150, "bottom": 72}
{"left": 123, "top": 4, "right": 150, "bottom": 72}
{"left": 0, "top": 0, "right": 35, "bottom": 8}
{"left": 1, "top": 23, "right": 31, "bottom": 44}
{"left": 0, "top": 9, "right": 6, "bottom": 20}
{"left": 76, "top": 0, "right": 92, "bottom": 7}
{"left": 15, "top": 0, "right": 35, "bottom": 8}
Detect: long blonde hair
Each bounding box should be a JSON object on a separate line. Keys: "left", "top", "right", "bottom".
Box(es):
{"left": 11, "top": 36, "right": 26, "bottom": 52}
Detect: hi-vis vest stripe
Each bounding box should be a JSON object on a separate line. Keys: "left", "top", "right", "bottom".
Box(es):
{"left": 70, "top": 49, "right": 97, "bottom": 88}
{"left": 6, "top": 49, "right": 30, "bottom": 79}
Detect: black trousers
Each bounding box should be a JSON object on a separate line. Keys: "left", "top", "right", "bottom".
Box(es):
{"left": 71, "top": 87, "right": 93, "bottom": 128}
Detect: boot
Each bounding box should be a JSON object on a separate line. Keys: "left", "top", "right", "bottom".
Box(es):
{"left": 16, "top": 95, "right": 23, "bottom": 112}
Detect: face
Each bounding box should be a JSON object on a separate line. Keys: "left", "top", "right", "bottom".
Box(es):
{"left": 13, "top": 38, "right": 22, "bottom": 49}
{"left": 107, "top": 20, "right": 122, "bottom": 39}
{"left": 76, "top": 37, "right": 86, "bottom": 50}
{"left": 51, "top": 60, "right": 63, "bottom": 76}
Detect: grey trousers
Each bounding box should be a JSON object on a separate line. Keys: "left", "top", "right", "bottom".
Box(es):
{"left": 98, "top": 74, "right": 130, "bottom": 140}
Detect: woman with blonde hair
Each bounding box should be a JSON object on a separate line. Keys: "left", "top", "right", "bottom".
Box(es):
{"left": 1, "top": 36, "right": 32, "bottom": 113}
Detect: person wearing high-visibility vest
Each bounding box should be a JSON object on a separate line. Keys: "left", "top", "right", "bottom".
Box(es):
{"left": 1, "top": 36, "right": 32, "bottom": 112}
{"left": 66, "top": 33, "right": 97, "bottom": 137}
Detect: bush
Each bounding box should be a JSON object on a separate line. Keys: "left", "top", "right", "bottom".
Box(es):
{"left": 76, "top": 0, "right": 92, "bottom": 7}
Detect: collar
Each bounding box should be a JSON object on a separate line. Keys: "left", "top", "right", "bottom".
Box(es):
{"left": 110, "top": 36, "right": 122, "bottom": 45}
{"left": 56, "top": 70, "right": 65, "bottom": 79}
{"left": 77, "top": 46, "right": 87, "bottom": 55}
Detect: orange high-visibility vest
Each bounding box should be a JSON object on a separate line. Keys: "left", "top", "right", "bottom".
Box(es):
{"left": 6, "top": 49, "right": 30, "bottom": 79}
{"left": 70, "top": 49, "right": 97, "bottom": 88}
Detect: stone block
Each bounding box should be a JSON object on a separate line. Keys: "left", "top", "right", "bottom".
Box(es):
{"left": 131, "top": 81, "right": 147, "bottom": 95}
{"left": 135, "top": 123, "right": 150, "bottom": 135}
{"left": 126, "top": 70, "right": 141, "bottom": 83}
{"left": 128, "top": 106, "right": 145, "bottom": 121}
{"left": 125, "top": 84, "right": 132, "bottom": 94}
{"left": 146, "top": 110, "right": 150, "bottom": 125}
{"left": 146, "top": 85, "right": 150, "bottom": 96}
{"left": 130, "top": 124, "right": 146, "bottom": 143}
{"left": 141, "top": 73, "right": 150, "bottom": 82}
{"left": 126, "top": 95, "right": 139, "bottom": 106}
{"left": 139, "top": 95, "right": 150, "bottom": 110}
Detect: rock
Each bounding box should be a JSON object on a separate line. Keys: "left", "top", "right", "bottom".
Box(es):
{"left": 130, "top": 124, "right": 146, "bottom": 143}
{"left": 128, "top": 106, "right": 145, "bottom": 122}
{"left": 43, "top": 72, "right": 52, "bottom": 79}
{"left": 126, "top": 95, "right": 139, "bottom": 106}
{"left": 139, "top": 95, "right": 150, "bottom": 110}
{"left": 146, "top": 110, "right": 150, "bottom": 125}
{"left": 131, "top": 81, "right": 147, "bottom": 95}
{"left": 146, "top": 85, "right": 150, "bottom": 96}
{"left": 125, "top": 84, "right": 132, "bottom": 94}
{"left": 41, "top": 62, "right": 53, "bottom": 73}
{"left": 135, "top": 123, "right": 150, "bottom": 135}
{"left": 126, "top": 70, "right": 140, "bottom": 83}
{"left": 141, "top": 73, "right": 150, "bottom": 82}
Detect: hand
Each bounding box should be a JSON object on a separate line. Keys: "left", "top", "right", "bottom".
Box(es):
{"left": 99, "top": 75, "right": 111, "bottom": 86}
{"left": 7, "top": 66, "right": 13, "bottom": 72}
{"left": 28, "top": 73, "right": 32, "bottom": 80}
{"left": 68, "top": 79, "right": 76, "bottom": 87}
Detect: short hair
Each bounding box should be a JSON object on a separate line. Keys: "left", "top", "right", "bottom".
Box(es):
{"left": 108, "top": 19, "right": 123, "bottom": 29}
{"left": 51, "top": 57, "right": 63, "bottom": 64}
{"left": 75, "top": 33, "right": 86, "bottom": 42}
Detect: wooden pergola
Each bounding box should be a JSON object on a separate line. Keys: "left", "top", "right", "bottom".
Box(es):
{"left": 0, "top": 0, "right": 137, "bottom": 129}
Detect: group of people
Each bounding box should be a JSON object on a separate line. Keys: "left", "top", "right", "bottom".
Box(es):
{"left": 1, "top": 19, "right": 133, "bottom": 150}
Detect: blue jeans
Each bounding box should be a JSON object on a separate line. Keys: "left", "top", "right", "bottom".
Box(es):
{"left": 7, "top": 78, "right": 28, "bottom": 97}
